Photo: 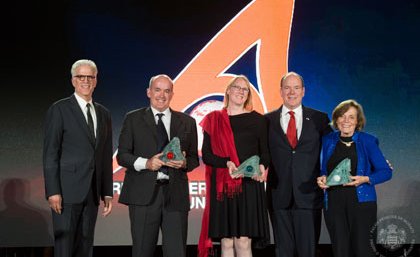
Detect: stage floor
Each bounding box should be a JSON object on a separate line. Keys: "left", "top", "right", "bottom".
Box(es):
{"left": 1, "top": 244, "right": 419, "bottom": 257}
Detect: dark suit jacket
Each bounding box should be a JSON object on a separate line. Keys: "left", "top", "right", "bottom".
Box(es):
{"left": 265, "top": 105, "right": 332, "bottom": 210}
{"left": 117, "top": 107, "right": 199, "bottom": 212}
{"left": 43, "top": 95, "right": 113, "bottom": 204}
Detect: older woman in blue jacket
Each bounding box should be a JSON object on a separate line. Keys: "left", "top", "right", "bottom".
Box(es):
{"left": 317, "top": 99, "right": 392, "bottom": 257}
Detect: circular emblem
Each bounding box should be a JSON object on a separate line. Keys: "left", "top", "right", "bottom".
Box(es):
{"left": 333, "top": 175, "right": 341, "bottom": 182}
{"left": 166, "top": 152, "right": 174, "bottom": 160}
{"left": 246, "top": 165, "right": 253, "bottom": 172}
{"left": 370, "top": 215, "right": 415, "bottom": 257}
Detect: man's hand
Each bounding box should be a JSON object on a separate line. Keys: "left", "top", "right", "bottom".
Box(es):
{"left": 165, "top": 159, "right": 186, "bottom": 169}
{"left": 102, "top": 197, "right": 113, "bottom": 217}
{"left": 48, "top": 194, "right": 62, "bottom": 214}
{"left": 164, "top": 151, "right": 187, "bottom": 169}
{"left": 146, "top": 153, "right": 165, "bottom": 171}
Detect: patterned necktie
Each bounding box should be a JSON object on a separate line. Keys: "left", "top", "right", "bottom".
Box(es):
{"left": 286, "top": 111, "right": 297, "bottom": 148}
{"left": 156, "top": 113, "right": 169, "bottom": 152}
{"left": 86, "top": 103, "right": 95, "bottom": 141}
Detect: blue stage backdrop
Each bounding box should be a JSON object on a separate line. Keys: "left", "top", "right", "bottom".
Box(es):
{"left": 0, "top": 0, "right": 419, "bottom": 247}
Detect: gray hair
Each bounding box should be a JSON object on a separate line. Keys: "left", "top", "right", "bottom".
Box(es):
{"left": 71, "top": 59, "right": 98, "bottom": 77}
{"left": 148, "top": 74, "right": 173, "bottom": 89}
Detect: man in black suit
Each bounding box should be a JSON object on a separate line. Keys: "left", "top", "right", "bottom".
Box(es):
{"left": 43, "top": 59, "right": 113, "bottom": 257}
{"left": 117, "top": 74, "right": 199, "bottom": 257}
{"left": 265, "top": 72, "right": 332, "bottom": 257}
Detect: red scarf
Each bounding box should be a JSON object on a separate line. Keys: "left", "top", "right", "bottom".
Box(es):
{"left": 198, "top": 109, "right": 241, "bottom": 257}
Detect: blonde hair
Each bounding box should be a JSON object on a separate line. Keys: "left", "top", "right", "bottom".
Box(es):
{"left": 223, "top": 75, "right": 253, "bottom": 111}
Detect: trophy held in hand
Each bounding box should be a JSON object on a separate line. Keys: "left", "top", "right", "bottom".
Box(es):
{"left": 326, "top": 158, "right": 351, "bottom": 186}
{"left": 160, "top": 137, "right": 185, "bottom": 162}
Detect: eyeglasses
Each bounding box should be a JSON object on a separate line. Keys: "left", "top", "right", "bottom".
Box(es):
{"left": 230, "top": 85, "right": 250, "bottom": 93}
{"left": 74, "top": 75, "right": 96, "bottom": 81}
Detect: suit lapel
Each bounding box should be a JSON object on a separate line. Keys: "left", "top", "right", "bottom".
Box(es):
{"left": 69, "top": 95, "right": 95, "bottom": 146}
{"left": 170, "top": 110, "right": 182, "bottom": 139}
{"left": 144, "top": 107, "right": 159, "bottom": 141}
{"left": 274, "top": 106, "right": 290, "bottom": 146}
{"left": 299, "top": 106, "right": 312, "bottom": 146}
{"left": 94, "top": 102, "right": 102, "bottom": 149}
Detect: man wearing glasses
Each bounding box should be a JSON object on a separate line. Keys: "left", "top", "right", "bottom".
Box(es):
{"left": 43, "top": 59, "right": 113, "bottom": 257}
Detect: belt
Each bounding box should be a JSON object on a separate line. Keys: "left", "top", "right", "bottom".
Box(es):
{"left": 156, "top": 179, "right": 169, "bottom": 185}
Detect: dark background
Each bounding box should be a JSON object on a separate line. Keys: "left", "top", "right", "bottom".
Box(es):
{"left": 0, "top": 0, "right": 419, "bottom": 250}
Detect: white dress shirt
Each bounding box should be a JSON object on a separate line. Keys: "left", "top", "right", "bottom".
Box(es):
{"left": 74, "top": 93, "right": 97, "bottom": 137}
{"left": 280, "top": 105, "right": 303, "bottom": 140}
{"left": 133, "top": 107, "right": 171, "bottom": 180}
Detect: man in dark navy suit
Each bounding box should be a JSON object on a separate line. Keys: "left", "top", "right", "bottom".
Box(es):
{"left": 266, "top": 72, "right": 332, "bottom": 257}
{"left": 43, "top": 59, "right": 113, "bottom": 257}
{"left": 117, "top": 74, "right": 199, "bottom": 257}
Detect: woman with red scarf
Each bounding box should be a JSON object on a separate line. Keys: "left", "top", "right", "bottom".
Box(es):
{"left": 198, "top": 75, "right": 270, "bottom": 257}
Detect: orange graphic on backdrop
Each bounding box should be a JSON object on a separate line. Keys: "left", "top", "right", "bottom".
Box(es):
{"left": 113, "top": 0, "right": 295, "bottom": 185}
{"left": 173, "top": 0, "right": 294, "bottom": 113}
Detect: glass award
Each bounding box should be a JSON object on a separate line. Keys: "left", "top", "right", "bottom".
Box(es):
{"left": 231, "top": 155, "right": 261, "bottom": 177}
{"left": 160, "top": 137, "right": 185, "bottom": 162}
{"left": 326, "top": 158, "right": 352, "bottom": 186}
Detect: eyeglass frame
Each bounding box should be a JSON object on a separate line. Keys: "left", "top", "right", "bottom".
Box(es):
{"left": 73, "top": 75, "right": 97, "bottom": 81}
{"left": 230, "top": 84, "right": 250, "bottom": 93}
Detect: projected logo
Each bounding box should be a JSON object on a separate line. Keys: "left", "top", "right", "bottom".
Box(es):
{"left": 113, "top": 0, "right": 295, "bottom": 209}
{"left": 370, "top": 215, "right": 415, "bottom": 257}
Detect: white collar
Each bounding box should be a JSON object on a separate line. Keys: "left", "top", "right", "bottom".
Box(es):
{"left": 150, "top": 107, "right": 171, "bottom": 117}
{"left": 282, "top": 105, "right": 302, "bottom": 116}
{"left": 74, "top": 93, "right": 93, "bottom": 109}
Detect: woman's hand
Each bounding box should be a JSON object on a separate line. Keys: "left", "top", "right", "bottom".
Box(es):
{"left": 317, "top": 175, "right": 329, "bottom": 189}
{"left": 227, "top": 161, "right": 241, "bottom": 179}
{"left": 252, "top": 164, "right": 268, "bottom": 182}
{"left": 345, "top": 176, "right": 370, "bottom": 187}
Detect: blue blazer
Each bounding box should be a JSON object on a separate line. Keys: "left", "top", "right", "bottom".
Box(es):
{"left": 320, "top": 131, "right": 392, "bottom": 208}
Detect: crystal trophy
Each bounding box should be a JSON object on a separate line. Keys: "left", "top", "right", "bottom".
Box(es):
{"left": 160, "top": 137, "right": 185, "bottom": 162}
{"left": 231, "top": 155, "right": 261, "bottom": 177}
{"left": 326, "top": 158, "right": 352, "bottom": 186}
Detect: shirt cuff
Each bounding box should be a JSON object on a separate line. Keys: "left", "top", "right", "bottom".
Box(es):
{"left": 134, "top": 157, "right": 148, "bottom": 171}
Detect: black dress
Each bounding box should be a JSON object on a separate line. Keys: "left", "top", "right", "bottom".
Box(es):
{"left": 201, "top": 111, "right": 270, "bottom": 247}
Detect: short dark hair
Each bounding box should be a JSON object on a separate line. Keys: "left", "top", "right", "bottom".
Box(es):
{"left": 331, "top": 99, "right": 366, "bottom": 131}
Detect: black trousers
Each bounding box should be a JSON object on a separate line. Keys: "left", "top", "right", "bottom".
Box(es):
{"left": 51, "top": 188, "right": 98, "bottom": 257}
{"left": 271, "top": 204, "right": 321, "bottom": 257}
{"left": 128, "top": 184, "right": 188, "bottom": 257}
{"left": 324, "top": 187, "right": 377, "bottom": 257}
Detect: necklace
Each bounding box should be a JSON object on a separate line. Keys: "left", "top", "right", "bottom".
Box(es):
{"left": 339, "top": 139, "right": 353, "bottom": 147}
